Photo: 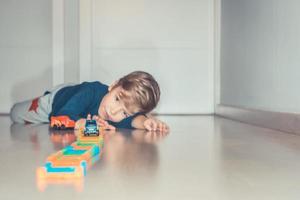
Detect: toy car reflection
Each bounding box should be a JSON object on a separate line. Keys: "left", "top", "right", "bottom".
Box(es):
{"left": 84, "top": 120, "right": 99, "bottom": 136}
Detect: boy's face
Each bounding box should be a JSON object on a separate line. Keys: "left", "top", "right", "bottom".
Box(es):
{"left": 98, "top": 86, "right": 138, "bottom": 122}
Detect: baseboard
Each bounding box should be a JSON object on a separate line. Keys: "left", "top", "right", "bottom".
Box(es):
{"left": 215, "top": 104, "right": 300, "bottom": 135}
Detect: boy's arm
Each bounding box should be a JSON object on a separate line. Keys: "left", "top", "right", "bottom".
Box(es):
{"left": 99, "top": 114, "right": 168, "bottom": 131}
{"left": 132, "top": 114, "right": 169, "bottom": 132}
{"left": 75, "top": 114, "right": 116, "bottom": 130}
{"left": 53, "top": 86, "right": 93, "bottom": 121}
{"left": 131, "top": 115, "right": 148, "bottom": 129}
{"left": 75, "top": 118, "right": 86, "bottom": 130}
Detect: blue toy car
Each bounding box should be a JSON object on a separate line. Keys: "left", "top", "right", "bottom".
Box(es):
{"left": 84, "top": 120, "right": 99, "bottom": 136}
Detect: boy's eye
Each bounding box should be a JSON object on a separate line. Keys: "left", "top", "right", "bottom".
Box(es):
{"left": 115, "top": 96, "right": 119, "bottom": 101}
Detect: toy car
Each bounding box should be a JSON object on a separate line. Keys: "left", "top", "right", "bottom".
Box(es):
{"left": 84, "top": 120, "right": 99, "bottom": 136}
{"left": 50, "top": 116, "right": 75, "bottom": 130}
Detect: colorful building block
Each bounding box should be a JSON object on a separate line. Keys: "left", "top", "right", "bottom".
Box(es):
{"left": 36, "top": 126, "right": 105, "bottom": 192}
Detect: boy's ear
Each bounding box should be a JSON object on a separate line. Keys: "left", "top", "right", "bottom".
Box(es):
{"left": 108, "top": 81, "right": 118, "bottom": 91}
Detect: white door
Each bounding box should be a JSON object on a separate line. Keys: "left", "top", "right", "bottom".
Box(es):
{"left": 80, "top": 0, "right": 215, "bottom": 114}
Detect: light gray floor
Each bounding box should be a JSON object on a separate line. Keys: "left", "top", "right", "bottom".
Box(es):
{"left": 1, "top": 115, "right": 300, "bottom": 200}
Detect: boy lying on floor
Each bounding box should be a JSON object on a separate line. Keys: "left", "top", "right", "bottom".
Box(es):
{"left": 11, "top": 71, "right": 168, "bottom": 132}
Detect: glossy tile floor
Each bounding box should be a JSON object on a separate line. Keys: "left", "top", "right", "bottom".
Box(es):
{"left": 1, "top": 115, "right": 300, "bottom": 200}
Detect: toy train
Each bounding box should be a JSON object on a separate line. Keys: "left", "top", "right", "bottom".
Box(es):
{"left": 36, "top": 119, "right": 103, "bottom": 191}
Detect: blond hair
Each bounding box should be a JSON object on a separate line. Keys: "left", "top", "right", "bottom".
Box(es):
{"left": 113, "top": 71, "right": 160, "bottom": 113}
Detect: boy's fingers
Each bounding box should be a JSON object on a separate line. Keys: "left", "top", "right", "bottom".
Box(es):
{"left": 87, "top": 114, "right": 91, "bottom": 120}
{"left": 96, "top": 118, "right": 115, "bottom": 130}
{"left": 95, "top": 117, "right": 105, "bottom": 125}
{"left": 144, "top": 123, "right": 152, "bottom": 131}
{"left": 164, "top": 124, "right": 169, "bottom": 131}
{"left": 97, "top": 118, "right": 105, "bottom": 123}
{"left": 163, "top": 126, "right": 168, "bottom": 132}
{"left": 99, "top": 121, "right": 107, "bottom": 126}
{"left": 159, "top": 123, "right": 163, "bottom": 131}
{"left": 99, "top": 120, "right": 108, "bottom": 126}
{"left": 100, "top": 123, "right": 115, "bottom": 130}
{"left": 107, "top": 125, "right": 116, "bottom": 130}
{"left": 151, "top": 121, "right": 157, "bottom": 131}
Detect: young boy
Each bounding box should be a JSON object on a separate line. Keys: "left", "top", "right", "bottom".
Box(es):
{"left": 10, "top": 71, "right": 168, "bottom": 132}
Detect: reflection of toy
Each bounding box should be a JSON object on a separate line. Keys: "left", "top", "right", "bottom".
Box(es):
{"left": 36, "top": 176, "right": 84, "bottom": 192}
{"left": 84, "top": 120, "right": 99, "bottom": 136}
{"left": 50, "top": 131, "right": 77, "bottom": 150}
{"left": 77, "top": 134, "right": 103, "bottom": 145}
{"left": 50, "top": 116, "right": 75, "bottom": 129}
{"left": 36, "top": 146, "right": 100, "bottom": 181}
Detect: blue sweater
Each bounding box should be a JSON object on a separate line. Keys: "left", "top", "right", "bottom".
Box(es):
{"left": 49, "top": 81, "right": 138, "bottom": 129}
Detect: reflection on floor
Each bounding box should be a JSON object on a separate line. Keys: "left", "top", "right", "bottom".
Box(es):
{"left": 2, "top": 115, "right": 300, "bottom": 200}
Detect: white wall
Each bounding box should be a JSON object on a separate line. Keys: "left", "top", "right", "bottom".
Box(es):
{"left": 83, "top": 0, "right": 215, "bottom": 114}
{"left": 220, "top": 0, "right": 300, "bottom": 113}
{"left": 0, "top": 0, "right": 215, "bottom": 114}
{"left": 0, "top": 0, "right": 52, "bottom": 113}
{"left": 64, "top": 0, "right": 80, "bottom": 83}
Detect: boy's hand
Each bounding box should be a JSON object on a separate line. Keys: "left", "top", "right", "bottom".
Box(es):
{"left": 143, "top": 118, "right": 169, "bottom": 132}
{"left": 75, "top": 118, "right": 86, "bottom": 130}
{"left": 75, "top": 114, "right": 116, "bottom": 130}
{"left": 92, "top": 115, "right": 116, "bottom": 130}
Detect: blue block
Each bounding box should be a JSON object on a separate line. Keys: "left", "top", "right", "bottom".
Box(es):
{"left": 45, "top": 163, "right": 76, "bottom": 173}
